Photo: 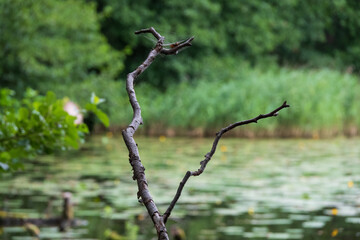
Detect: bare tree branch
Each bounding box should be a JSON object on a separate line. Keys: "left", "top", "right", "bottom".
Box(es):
{"left": 122, "top": 27, "right": 194, "bottom": 240}
{"left": 135, "top": 27, "right": 162, "bottom": 40}
{"left": 123, "top": 27, "right": 289, "bottom": 239}
{"left": 161, "top": 36, "right": 195, "bottom": 55}
{"left": 163, "top": 101, "right": 290, "bottom": 223}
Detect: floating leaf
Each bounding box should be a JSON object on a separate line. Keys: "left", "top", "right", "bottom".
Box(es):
{"left": 218, "top": 226, "right": 244, "bottom": 236}
{"left": 302, "top": 221, "right": 325, "bottom": 228}
{"left": 345, "top": 217, "right": 360, "bottom": 224}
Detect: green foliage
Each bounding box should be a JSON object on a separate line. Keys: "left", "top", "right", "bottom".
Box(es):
{"left": 1, "top": 0, "right": 359, "bottom": 136}
{"left": 0, "top": 0, "right": 124, "bottom": 94}
{"left": 124, "top": 220, "right": 139, "bottom": 240}
{"left": 94, "top": 0, "right": 360, "bottom": 88}
{"left": 86, "top": 93, "right": 110, "bottom": 127}
{"left": 132, "top": 59, "right": 360, "bottom": 135}
{"left": 61, "top": 56, "right": 359, "bottom": 136}
{"left": 52, "top": 78, "right": 131, "bottom": 126}
{"left": 0, "top": 89, "right": 108, "bottom": 173}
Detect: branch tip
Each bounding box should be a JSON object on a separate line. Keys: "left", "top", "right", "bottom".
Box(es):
{"left": 134, "top": 27, "right": 162, "bottom": 40}
{"left": 164, "top": 101, "right": 289, "bottom": 221}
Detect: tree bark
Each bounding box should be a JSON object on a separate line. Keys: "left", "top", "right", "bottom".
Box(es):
{"left": 122, "top": 27, "right": 194, "bottom": 240}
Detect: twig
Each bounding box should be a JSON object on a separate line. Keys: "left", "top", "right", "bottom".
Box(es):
{"left": 123, "top": 27, "right": 289, "bottom": 238}
{"left": 122, "top": 27, "right": 194, "bottom": 240}
{"left": 161, "top": 37, "right": 194, "bottom": 55}
{"left": 163, "top": 101, "right": 290, "bottom": 223}
{"left": 135, "top": 27, "right": 162, "bottom": 40}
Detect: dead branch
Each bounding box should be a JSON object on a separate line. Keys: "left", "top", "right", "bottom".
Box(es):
{"left": 122, "top": 27, "right": 289, "bottom": 239}
{"left": 122, "top": 27, "right": 194, "bottom": 240}
{"left": 163, "top": 101, "right": 290, "bottom": 223}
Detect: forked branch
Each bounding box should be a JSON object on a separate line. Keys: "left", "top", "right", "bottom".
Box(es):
{"left": 122, "top": 27, "right": 289, "bottom": 240}
{"left": 122, "top": 27, "right": 194, "bottom": 240}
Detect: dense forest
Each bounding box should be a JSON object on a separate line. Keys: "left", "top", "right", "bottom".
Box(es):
{"left": 1, "top": 0, "right": 360, "bottom": 137}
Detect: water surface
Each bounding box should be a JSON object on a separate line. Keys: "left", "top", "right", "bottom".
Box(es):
{"left": 1, "top": 137, "right": 359, "bottom": 239}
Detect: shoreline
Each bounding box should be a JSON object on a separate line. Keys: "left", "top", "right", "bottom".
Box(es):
{"left": 92, "top": 124, "right": 359, "bottom": 139}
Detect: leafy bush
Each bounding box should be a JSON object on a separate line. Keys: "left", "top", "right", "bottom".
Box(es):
{"left": 52, "top": 78, "right": 131, "bottom": 125}
{"left": 0, "top": 89, "right": 108, "bottom": 172}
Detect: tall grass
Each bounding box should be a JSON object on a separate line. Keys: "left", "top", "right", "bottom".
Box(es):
{"left": 55, "top": 57, "right": 360, "bottom": 137}
{"left": 137, "top": 58, "right": 360, "bottom": 137}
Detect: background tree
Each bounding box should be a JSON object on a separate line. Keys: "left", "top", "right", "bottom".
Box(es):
{"left": 95, "top": 0, "right": 360, "bottom": 88}
{"left": 1, "top": 0, "right": 360, "bottom": 136}
{"left": 0, "top": 0, "right": 124, "bottom": 95}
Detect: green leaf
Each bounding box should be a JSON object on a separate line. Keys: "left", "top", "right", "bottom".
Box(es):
{"left": 0, "top": 152, "right": 11, "bottom": 161}
{"left": 94, "top": 109, "right": 109, "bottom": 127}
{"left": 78, "top": 123, "right": 89, "bottom": 134}
{"left": 45, "top": 91, "right": 56, "bottom": 104}
{"left": 18, "top": 107, "right": 29, "bottom": 120}
{"left": 25, "top": 88, "right": 38, "bottom": 98}
{"left": 64, "top": 136, "right": 79, "bottom": 149}
{"left": 85, "top": 103, "right": 97, "bottom": 112}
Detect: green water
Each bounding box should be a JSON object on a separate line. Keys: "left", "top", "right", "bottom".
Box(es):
{"left": 1, "top": 137, "right": 360, "bottom": 239}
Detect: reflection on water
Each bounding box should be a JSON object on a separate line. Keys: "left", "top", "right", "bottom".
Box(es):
{"left": 1, "top": 137, "right": 360, "bottom": 239}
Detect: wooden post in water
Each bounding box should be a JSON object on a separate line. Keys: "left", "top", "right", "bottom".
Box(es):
{"left": 59, "top": 192, "right": 73, "bottom": 232}
{"left": 0, "top": 192, "right": 81, "bottom": 232}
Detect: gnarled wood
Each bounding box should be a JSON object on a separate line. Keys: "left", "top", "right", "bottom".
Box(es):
{"left": 122, "top": 27, "right": 194, "bottom": 240}
{"left": 163, "top": 101, "right": 290, "bottom": 222}
{"left": 122, "top": 27, "right": 289, "bottom": 239}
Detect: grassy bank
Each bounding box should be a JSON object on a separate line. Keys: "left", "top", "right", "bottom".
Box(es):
{"left": 62, "top": 60, "right": 360, "bottom": 137}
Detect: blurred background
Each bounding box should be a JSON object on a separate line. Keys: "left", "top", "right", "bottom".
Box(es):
{"left": 0, "top": 0, "right": 360, "bottom": 239}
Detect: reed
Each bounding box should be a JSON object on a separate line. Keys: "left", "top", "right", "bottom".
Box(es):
{"left": 59, "top": 58, "right": 360, "bottom": 137}
{"left": 137, "top": 62, "right": 360, "bottom": 137}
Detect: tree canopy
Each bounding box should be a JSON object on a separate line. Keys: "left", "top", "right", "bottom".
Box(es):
{"left": 96, "top": 0, "right": 360, "bottom": 87}
{"left": 0, "top": 0, "right": 124, "bottom": 94}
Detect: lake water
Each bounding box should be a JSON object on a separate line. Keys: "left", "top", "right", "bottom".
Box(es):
{"left": 1, "top": 136, "right": 360, "bottom": 239}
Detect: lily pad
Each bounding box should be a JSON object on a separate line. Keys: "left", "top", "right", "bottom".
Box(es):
{"left": 218, "top": 226, "right": 244, "bottom": 236}
{"left": 302, "top": 221, "right": 325, "bottom": 228}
